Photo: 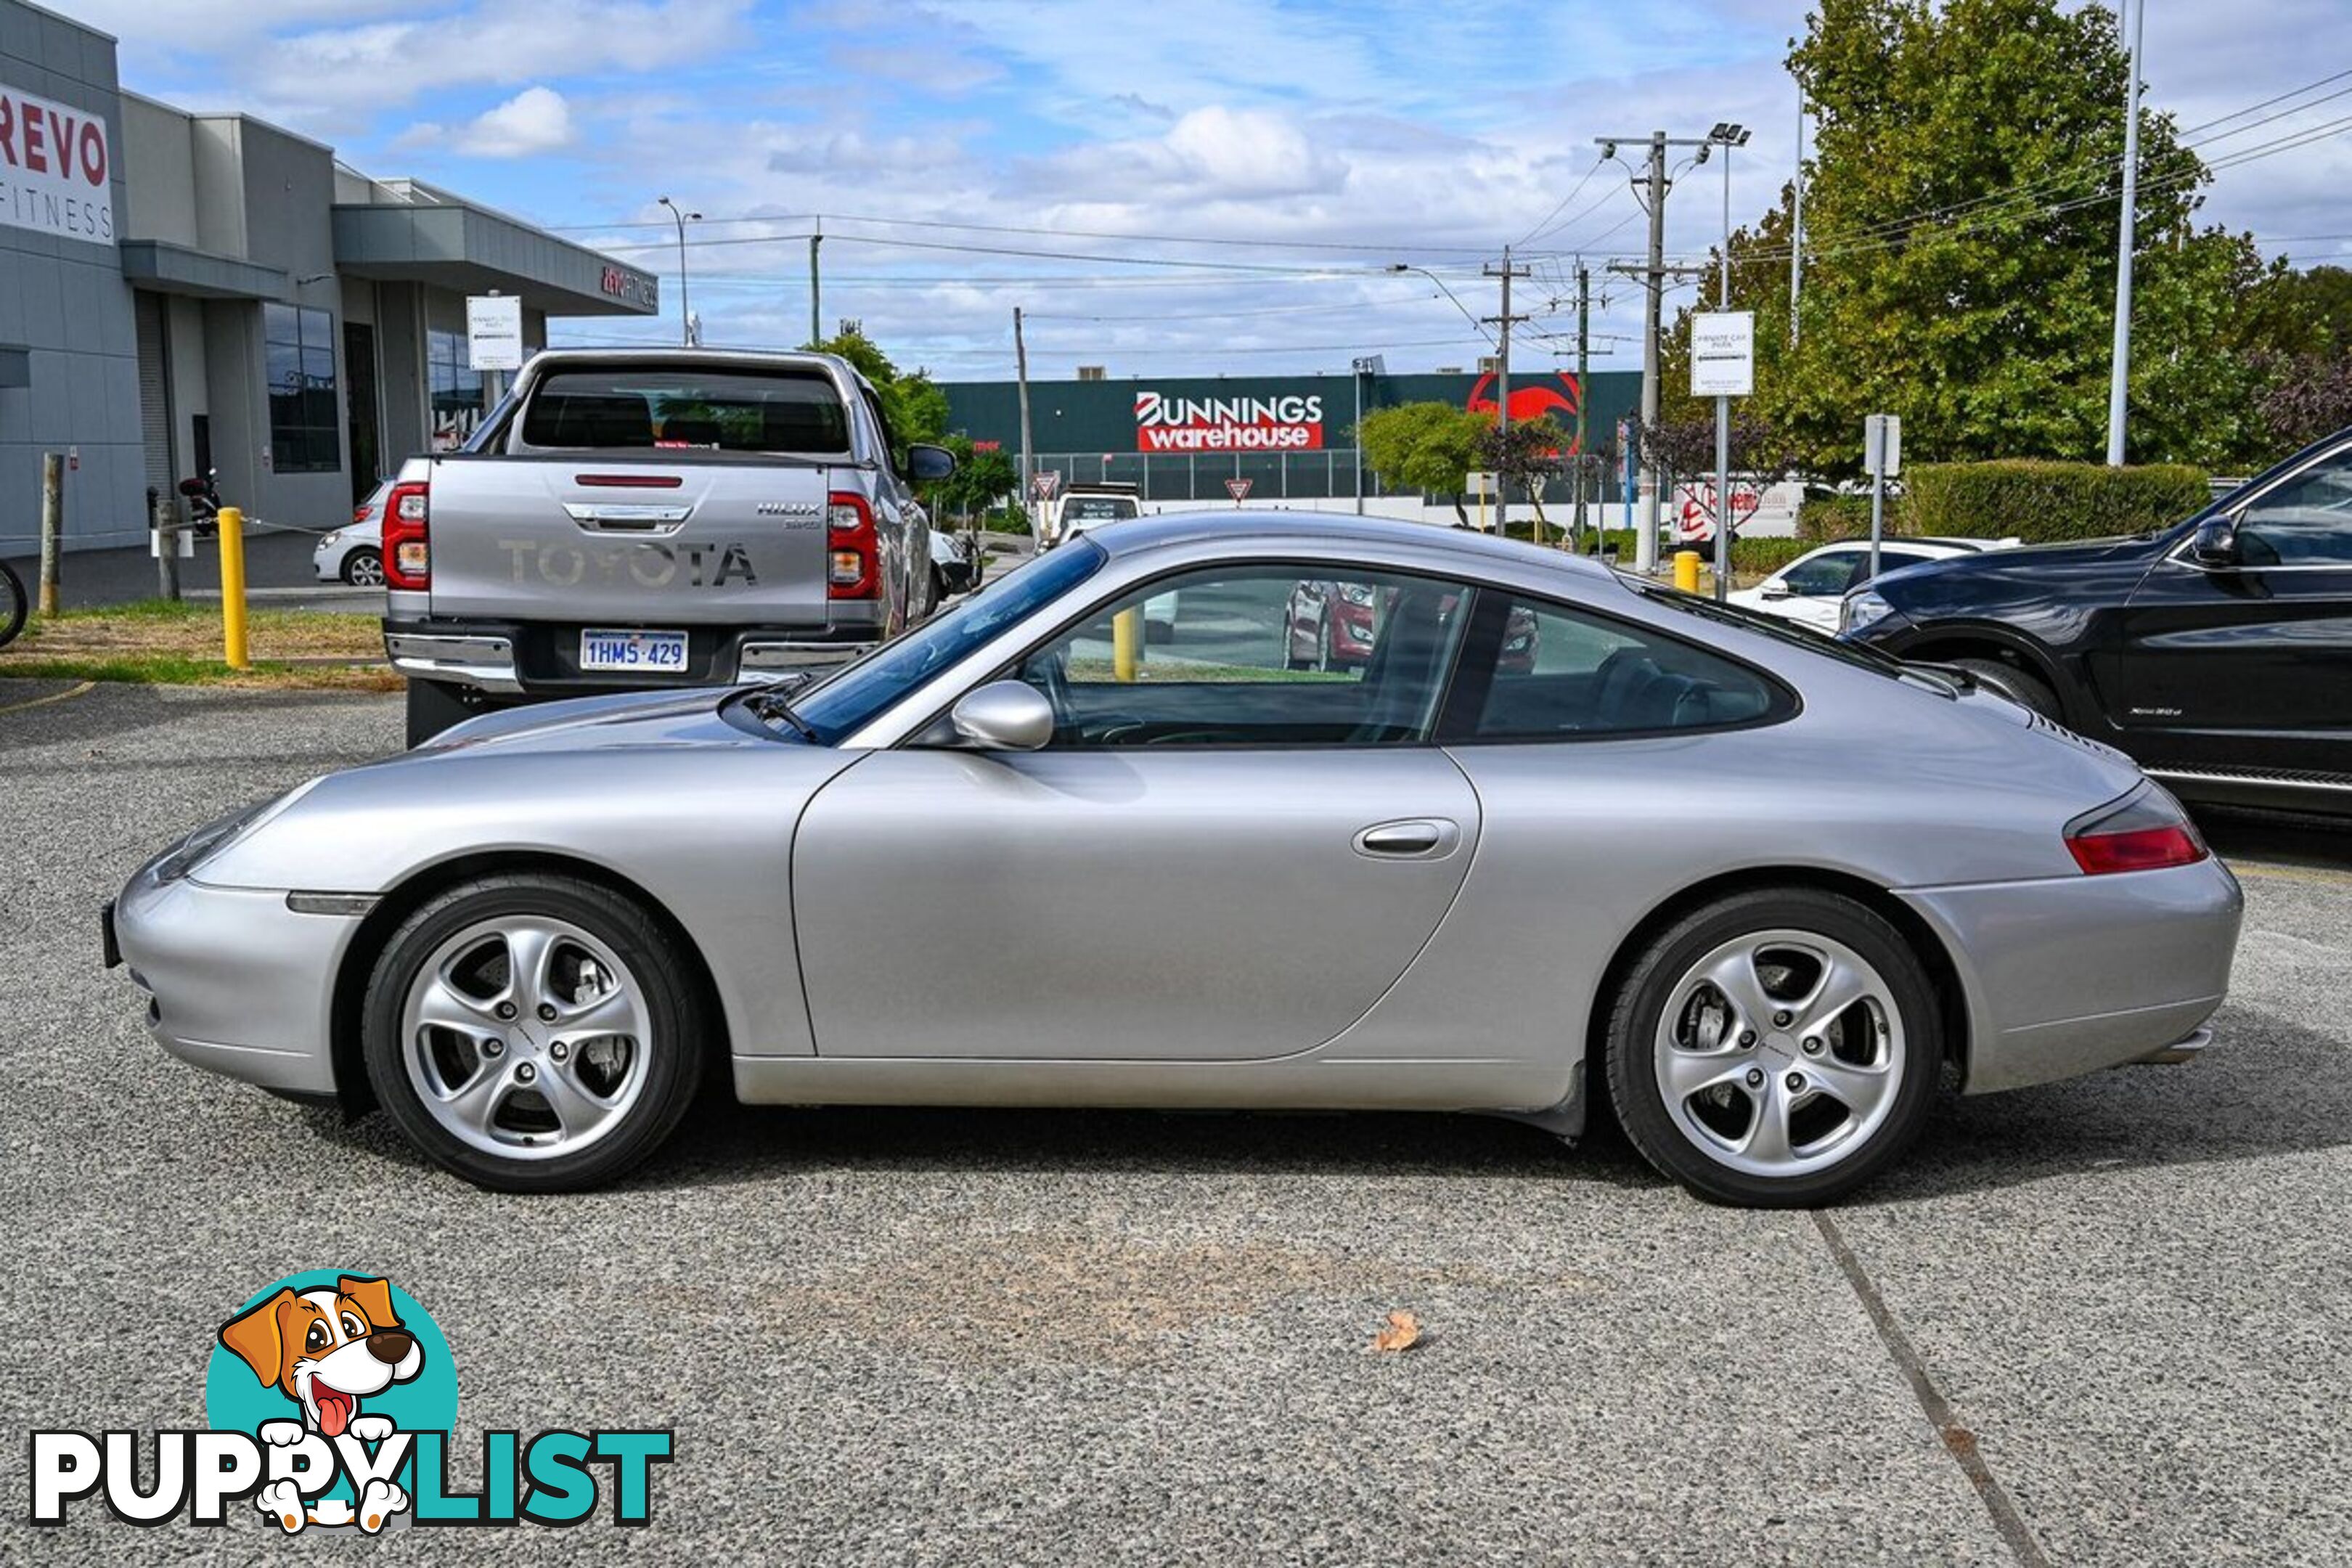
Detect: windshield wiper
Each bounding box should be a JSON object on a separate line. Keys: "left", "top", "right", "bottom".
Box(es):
{"left": 740, "top": 685, "right": 820, "bottom": 742}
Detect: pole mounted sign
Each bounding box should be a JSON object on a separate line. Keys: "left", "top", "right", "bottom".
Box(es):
{"left": 465, "top": 295, "right": 526, "bottom": 373}
{"left": 1225, "top": 477, "right": 1254, "bottom": 503}
{"left": 1689, "top": 312, "right": 1754, "bottom": 397}
{"left": 1864, "top": 412, "right": 1903, "bottom": 579}
{"left": 1031, "top": 470, "right": 1061, "bottom": 500}
{"left": 0, "top": 83, "right": 115, "bottom": 246}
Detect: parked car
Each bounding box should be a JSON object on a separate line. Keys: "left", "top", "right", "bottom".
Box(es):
{"left": 380, "top": 348, "right": 950, "bottom": 746}
{"left": 1286, "top": 578, "right": 1536, "bottom": 673}
{"left": 1727, "top": 538, "right": 2009, "bottom": 634}
{"left": 1842, "top": 425, "right": 2352, "bottom": 816}
{"left": 110, "top": 513, "right": 2239, "bottom": 1207}
{"left": 930, "top": 528, "right": 978, "bottom": 600}
{"left": 314, "top": 480, "right": 392, "bottom": 587}
{"left": 1046, "top": 483, "right": 1140, "bottom": 545}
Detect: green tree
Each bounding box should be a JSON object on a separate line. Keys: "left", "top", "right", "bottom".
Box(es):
{"left": 1357, "top": 402, "right": 1487, "bottom": 524}
{"left": 804, "top": 321, "right": 950, "bottom": 448}
{"left": 933, "top": 433, "right": 1018, "bottom": 521}
{"left": 1671, "top": 0, "right": 2266, "bottom": 475}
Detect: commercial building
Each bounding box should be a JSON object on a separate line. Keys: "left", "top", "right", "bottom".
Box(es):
{"left": 942, "top": 366, "right": 1643, "bottom": 510}
{"left": 0, "top": 0, "right": 658, "bottom": 555}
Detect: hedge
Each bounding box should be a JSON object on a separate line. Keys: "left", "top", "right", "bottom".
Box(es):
{"left": 1796, "top": 493, "right": 1899, "bottom": 543}
{"left": 1902, "top": 460, "right": 2209, "bottom": 544}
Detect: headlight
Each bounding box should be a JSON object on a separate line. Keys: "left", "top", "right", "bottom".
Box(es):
{"left": 151, "top": 781, "right": 320, "bottom": 883}
{"left": 1839, "top": 589, "right": 1895, "bottom": 635}
{"left": 1340, "top": 584, "right": 1376, "bottom": 606}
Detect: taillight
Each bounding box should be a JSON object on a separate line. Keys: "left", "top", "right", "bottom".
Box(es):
{"left": 382, "top": 481, "right": 430, "bottom": 590}
{"left": 2065, "top": 784, "right": 2208, "bottom": 875}
{"left": 828, "top": 491, "right": 878, "bottom": 600}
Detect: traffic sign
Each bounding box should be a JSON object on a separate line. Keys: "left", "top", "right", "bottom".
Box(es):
{"left": 1690, "top": 311, "right": 1754, "bottom": 397}
{"left": 1865, "top": 414, "right": 1903, "bottom": 478}
{"left": 1031, "top": 470, "right": 1061, "bottom": 500}
{"left": 465, "top": 294, "right": 525, "bottom": 372}
{"left": 1225, "top": 478, "right": 1253, "bottom": 502}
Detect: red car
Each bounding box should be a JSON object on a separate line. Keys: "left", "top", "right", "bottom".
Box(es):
{"left": 1286, "top": 579, "right": 1536, "bottom": 673}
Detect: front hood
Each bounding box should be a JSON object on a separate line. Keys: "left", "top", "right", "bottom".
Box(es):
{"left": 418, "top": 687, "right": 767, "bottom": 756}
{"left": 1866, "top": 530, "right": 2165, "bottom": 616}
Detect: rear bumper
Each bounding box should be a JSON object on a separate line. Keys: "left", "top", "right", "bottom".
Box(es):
{"left": 384, "top": 616, "right": 876, "bottom": 697}
{"left": 112, "top": 857, "right": 357, "bottom": 1097}
{"left": 1898, "top": 855, "right": 2244, "bottom": 1094}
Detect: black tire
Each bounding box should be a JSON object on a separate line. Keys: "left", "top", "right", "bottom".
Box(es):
{"left": 0, "top": 559, "right": 25, "bottom": 650}
{"left": 1603, "top": 887, "right": 1942, "bottom": 1208}
{"left": 341, "top": 547, "right": 385, "bottom": 588}
{"left": 929, "top": 565, "right": 950, "bottom": 609}
{"left": 1951, "top": 656, "right": 2062, "bottom": 721}
{"left": 361, "top": 874, "right": 708, "bottom": 1192}
{"left": 405, "top": 679, "right": 482, "bottom": 747}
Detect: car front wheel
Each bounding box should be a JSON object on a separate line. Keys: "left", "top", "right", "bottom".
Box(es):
{"left": 1604, "top": 888, "right": 1940, "bottom": 1206}
{"left": 361, "top": 875, "right": 707, "bottom": 1191}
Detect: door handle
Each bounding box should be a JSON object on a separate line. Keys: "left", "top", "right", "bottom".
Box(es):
{"left": 1353, "top": 818, "right": 1461, "bottom": 859}
{"left": 563, "top": 503, "right": 693, "bottom": 532}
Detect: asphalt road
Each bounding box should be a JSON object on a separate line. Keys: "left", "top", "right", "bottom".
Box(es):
{"left": 1, "top": 678, "right": 2347, "bottom": 1565}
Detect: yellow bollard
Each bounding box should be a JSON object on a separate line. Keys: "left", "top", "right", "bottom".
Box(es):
{"left": 1112, "top": 605, "right": 1142, "bottom": 682}
{"left": 1673, "top": 549, "right": 1702, "bottom": 595}
{"left": 218, "top": 505, "right": 249, "bottom": 670}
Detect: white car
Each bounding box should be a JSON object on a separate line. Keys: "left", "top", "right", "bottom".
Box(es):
{"left": 1728, "top": 538, "right": 2012, "bottom": 634}
{"left": 312, "top": 481, "right": 391, "bottom": 587}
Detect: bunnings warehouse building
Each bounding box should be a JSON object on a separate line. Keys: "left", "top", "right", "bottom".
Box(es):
{"left": 942, "top": 367, "right": 1643, "bottom": 509}
{"left": 0, "top": 0, "right": 658, "bottom": 558}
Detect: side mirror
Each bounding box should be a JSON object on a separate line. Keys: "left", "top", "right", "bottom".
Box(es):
{"left": 950, "top": 680, "right": 1054, "bottom": 751}
{"left": 2189, "top": 515, "right": 2239, "bottom": 567}
{"left": 1760, "top": 581, "right": 1791, "bottom": 601}
{"left": 907, "top": 443, "right": 957, "bottom": 482}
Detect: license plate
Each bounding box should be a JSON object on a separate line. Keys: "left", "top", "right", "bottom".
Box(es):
{"left": 579, "top": 629, "right": 688, "bottom": 674}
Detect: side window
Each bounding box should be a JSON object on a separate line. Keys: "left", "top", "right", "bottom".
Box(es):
{"left": 2235, "top": 448, "right": 2352, "bottom": 565}
{"left": 862, "top": 388, "right": 907, "bottom": 478}
{"left": 1778, "top": 550, "right": 1860, "bottom": 597}
{"left": 1463, "top": 593, "right": 1784, "bottom": 740}
{"left": 1011, "top": 565, "right": 1472, "bottom": 747}
{"left": 1856, "top": 548, "right": 1935, "bottom": 586}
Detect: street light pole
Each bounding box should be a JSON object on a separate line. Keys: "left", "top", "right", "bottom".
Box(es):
{"left": 657, "top": 195, "right": 699, "bottom": 347}
{"left": 1707, "top": 123, "right": 1749, "bottom": 604}
{"left": 2105, "top": 0, "right": 2145, "bottom": 466}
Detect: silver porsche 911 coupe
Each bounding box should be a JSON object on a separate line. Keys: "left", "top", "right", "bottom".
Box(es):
{"left": 107, "top": 514, "right": 2243, "bottom": 1206}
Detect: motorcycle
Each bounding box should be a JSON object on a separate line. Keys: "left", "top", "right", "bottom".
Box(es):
{"left": 178, "top": 470, "right": 222, "bottom": 537}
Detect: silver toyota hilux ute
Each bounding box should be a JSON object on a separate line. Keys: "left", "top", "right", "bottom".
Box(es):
{"left": 110, "top": 514, "right": 2243, "bottom": 1208}
{"left": 380, "top": 347, "right": 952, "bottom": 746}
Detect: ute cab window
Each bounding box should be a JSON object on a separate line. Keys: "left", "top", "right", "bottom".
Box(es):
{"left": 513, "top": 367, "right": 852, "bottom": 455}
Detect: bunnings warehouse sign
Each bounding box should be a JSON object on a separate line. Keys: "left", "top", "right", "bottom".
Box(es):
{"left": 1135, "top": 390, "right": 1325, "bottom": 452}
{"left": 0, "top": 83, "right": 114, "bottom": 246}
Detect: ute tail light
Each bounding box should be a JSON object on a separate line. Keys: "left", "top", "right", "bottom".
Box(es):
{"left": 382, "top": 481, "right": 431, "bottom": 590}
{"left": 2065, "top": 784, "right": 2208, "bottom": 875}
{"left": 828, "top": 491, "right": 878, "bottom": 600}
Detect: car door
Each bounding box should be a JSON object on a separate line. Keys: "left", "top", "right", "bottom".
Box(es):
{"left": 791, "top": 563, "right": 1483, "bottom": 1061}
{"left": 2115, "top": 438, "right": 2352, "bottom": 774}
{"left": 1763, "top": 547, "right": 1867, "bottom": 632}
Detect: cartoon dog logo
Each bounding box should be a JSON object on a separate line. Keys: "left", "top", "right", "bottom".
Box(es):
{"left": 218, "top": 1275, "right": 420, "bottom": 1533}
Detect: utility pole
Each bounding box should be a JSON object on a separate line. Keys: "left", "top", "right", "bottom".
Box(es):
{"left": 2105, "top": 0, "right": 2144, "bottom": 466}
{"left": 1482, "top": 245, "right": 1532, "bottom": 534}
{"left": 809, "top": 221, "right": 825, "bottom": 346}
{"left": 657, "top": 196, "right": 698, "bottom": 349}
{"left": 1791, "top": 102, "right": 1805, "bottom": 348}
{"left": 1574, "top": 262, "right": 1591, "bottom": 547}
{"left": 1013, "top": 306, "right": 1036, "bottom": 539}
{"left": 1599, "top": 129, "right": 1720, "bottom": 571}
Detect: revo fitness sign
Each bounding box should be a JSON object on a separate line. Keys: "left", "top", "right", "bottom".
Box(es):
{"left": 1134, "top": 391, "right": 1325, "bottom": 452}
{"left": 0, "top": 84, "right": 113, "bottom": 246}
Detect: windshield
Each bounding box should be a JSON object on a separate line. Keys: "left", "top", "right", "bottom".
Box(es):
{"left": 1063, "top": 497, "right": 1137, "bottom": 521}
{"left": 787, "top": 539, "right": 1108, "bottom": 742}
{"left": 1625, "top": 579, "right": 1915, "bottom": 679}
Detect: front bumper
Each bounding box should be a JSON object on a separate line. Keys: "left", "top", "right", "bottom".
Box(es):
{"left": 1898, "top": 854, "right": 2244, "bottom": 1094}
{"left": 383, "top": 616, "right": 876, "bottom": 698}
{"left": 110, "top": 856, "right": 362, "bottom": 1097}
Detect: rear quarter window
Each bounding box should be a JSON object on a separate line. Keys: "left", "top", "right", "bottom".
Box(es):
{"left": 517, "top": 367, "right": 852, "bottom": 454}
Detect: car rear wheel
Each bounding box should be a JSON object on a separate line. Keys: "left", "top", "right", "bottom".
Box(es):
{"left": 1603, "top": 888, "right": 1940, "bottom": 1207}
{"left": 1951, "top": 657, "right": 2061, "bottom": 721}
{"left": 361, "top": 875, "right": 707, "bottom": 1192}
{"left": 341, "top": 547, "right": 385, "bottom": 587}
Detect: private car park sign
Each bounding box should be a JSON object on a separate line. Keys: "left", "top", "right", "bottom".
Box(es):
{"left": 0, "top": 83, "right": 115, "bottom": 246}
{"left": 1689, "top": 313, "right": 1754, "bottom": 397}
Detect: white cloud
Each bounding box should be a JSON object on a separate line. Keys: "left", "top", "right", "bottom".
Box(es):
{"left": 396, "top": 86, "right": 576, "bottom": 159}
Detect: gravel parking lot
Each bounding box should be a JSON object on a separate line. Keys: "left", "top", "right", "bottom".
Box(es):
{"left": 2, "top": 677, "right": 2347, "bottom": 1565}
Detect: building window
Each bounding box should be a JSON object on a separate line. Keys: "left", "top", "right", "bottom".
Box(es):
{"left": 428, "top": 328, "right": 480, "bottom": 451}
{"left": 264, "top": 304, "right": 340, "bottom": 474}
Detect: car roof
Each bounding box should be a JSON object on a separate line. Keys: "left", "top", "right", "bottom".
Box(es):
{"left": 1088, "top": 510, "right": 1619, "bottom": 583}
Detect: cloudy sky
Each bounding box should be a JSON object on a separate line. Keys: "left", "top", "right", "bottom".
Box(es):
{"left": 75, "top": 0, "right": 2352, "bottom": 384}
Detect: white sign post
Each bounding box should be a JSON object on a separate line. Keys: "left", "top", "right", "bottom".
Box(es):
{"left": 1691, "top": 311, "right": 1754, "bottom": 600}
{"left": 1864, "top": 413, "right": 1903, "bottom": 578}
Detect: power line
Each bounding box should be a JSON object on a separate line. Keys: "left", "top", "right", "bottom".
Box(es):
{"left": 550, "top": 208, "right": 1514, "bottom": 257}
{"left": 1515, "top": 155, "right": 1606, "bottom": 248}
